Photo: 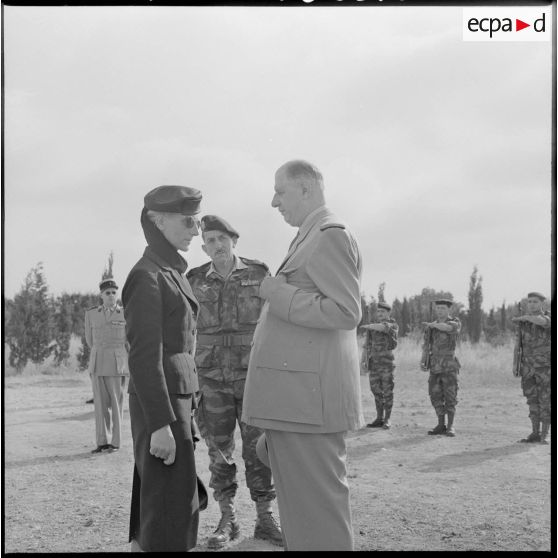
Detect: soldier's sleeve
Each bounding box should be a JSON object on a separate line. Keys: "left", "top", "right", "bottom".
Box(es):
{"left": 386, "top": 320, "right": 398, "bottom": 347}
{"left": 541, "top": 312, "right": 551, "bottom": 328}
{"left": 268, "top": 227, "right": 361, "bottom": 330}
{"left": 84, "top": 310, "right": 93, "bottom": 348}
{"left": 420, "top": 327, "right": 430, "bottom": 363}
{"left": 447, "top": 317, "right": 461, "bottom": 334}
{"left": 122, "top": 269, "right": 176, "bottom": 434}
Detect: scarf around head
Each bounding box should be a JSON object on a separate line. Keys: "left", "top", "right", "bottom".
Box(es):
{"left": 140, "top": 207, "right": 188, "bottom": 274}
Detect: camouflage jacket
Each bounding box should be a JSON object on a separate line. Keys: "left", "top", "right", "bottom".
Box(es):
{"left": 364, "top": 318, "right": 398, "bottom": 364}
{"left": 421, "top": 316, "right": 461, "bottom": 374}
{"left": 514, "top": 311, "right": 551, "bottom": 368}
{"left": 186, "top": 256, "right": 270, "bottom": 382}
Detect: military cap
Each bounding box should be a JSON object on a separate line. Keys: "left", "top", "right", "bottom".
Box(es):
{"left": 200, "top": 215, "right": 239, "bottom": 239}
{"left": 144, "top": 185, "right": 202, "bottom": 215}
{"left": 434, "top": 298, "right": 453, "bottom": 307}
{"left": 377, "top": 302, "right": 391, "bottom": 311}
{"left": 99, "top": 278, "right": 118, "bottom": 292}
{"left": 527, "top": 292, "right": 546, "bottom": 301}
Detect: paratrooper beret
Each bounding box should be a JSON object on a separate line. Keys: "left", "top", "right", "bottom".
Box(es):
{"left": 144, "top": 185, "right": 202, "bottom": 215}
{"left": 377, "top": 302, "right": 391, "bottom": 311}
{"left": 434, "top": 299, "right": 453, "bottom": 307}
{"left": 200, "top": 215, "right": 239, "bottom": 239}
{"left": 527, "top": 292, "right": 546, "bottom": 301}
{"left": 99, "top": 278, "right": 118, "bottom": 292}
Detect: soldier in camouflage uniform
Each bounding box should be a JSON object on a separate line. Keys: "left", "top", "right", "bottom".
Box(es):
{"left": 512, "top": 291, "right": 551, "bottom": 444}
{"left": 186, "top": 215, "right": 282, "bottom": 549}
{"left": 420, "top": 299, "right": 461, "bottom": 437}
{"left": 362, "top": 301, "right": 398, "bottom": 429}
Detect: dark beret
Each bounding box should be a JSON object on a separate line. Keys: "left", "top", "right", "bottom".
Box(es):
{"left": 434, "top": 299, "right": 453, "bottom": 307}
{"left": 527, "top": 292, "right": 546, "bottom": 301}
{"left": 144, "top": 185, "right": 202, "bottom": 215}
{"left": 99, "top": 278, "right": 118, "bottom": 292}
{"left": 377, "top": 302, "right": 391, "bottom": 311}
{"left": 200, "top": 215, "right": 239, "bottom": 239}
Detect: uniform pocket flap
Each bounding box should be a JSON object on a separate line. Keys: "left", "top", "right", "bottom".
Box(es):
{"left": 256, "top": 348, "right": 319, "bottom": 373}
{"left": 249, "top": 367, "right": 323, "bottom": 425}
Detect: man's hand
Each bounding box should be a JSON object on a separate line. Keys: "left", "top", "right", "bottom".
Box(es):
{"left": 259, "top": 274, "right": 287, "bottom": 300}
{"left": 420, "top": 364, "right": 429, "bottom": 372}
{"left": 422, "top": 321, "right": 433, "bottom": 328}
{"left": 511, "top": 316, "right": 525, "bottom": 323}
{"left": 150, "top": 424, "right": 176, "bottom": 466}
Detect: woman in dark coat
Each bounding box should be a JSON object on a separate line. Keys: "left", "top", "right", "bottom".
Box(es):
{"left": 122, "top": 185, "right": 204, "bottom": 552}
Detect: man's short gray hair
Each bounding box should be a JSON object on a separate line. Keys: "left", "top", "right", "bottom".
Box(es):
{"left": 280, "top": 160, "right": 324, "bottom": 191}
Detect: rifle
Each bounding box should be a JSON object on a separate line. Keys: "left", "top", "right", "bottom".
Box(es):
{"left": 513, "top": 302, "right": 523, "bottom": 377}
{"left": 421, "top": 302, "right": 434, "bottom": 371}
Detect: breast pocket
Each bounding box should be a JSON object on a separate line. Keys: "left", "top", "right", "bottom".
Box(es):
{"left": 196, "top": 290, "right": 221, "bottom": 328}
{"left": 110, "top": 321, "right": 127, "bottom": 342}
{"left": 237, "top": 286, "right": 263, "bottom": 325}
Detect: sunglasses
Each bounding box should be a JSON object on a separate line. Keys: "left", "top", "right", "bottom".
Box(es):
{"left": 103, "top": 291, "right": 117, "bottom": 296}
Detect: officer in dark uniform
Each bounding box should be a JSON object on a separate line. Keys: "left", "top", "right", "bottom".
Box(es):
{"left": 122, "top": 185, "right": 205, "bottom": 552}
{"left": 84, "top": 278, "right": 129, "bottom": 453}
{"left": 421, "top": 299, "right": 461, "bottom": 437}
{"left": 187, "top": 215, "right": 282, "bottom": 549}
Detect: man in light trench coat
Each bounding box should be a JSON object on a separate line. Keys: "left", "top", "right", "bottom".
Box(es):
{"left": 242, "top": 159, "right": 364, "bottom": 551}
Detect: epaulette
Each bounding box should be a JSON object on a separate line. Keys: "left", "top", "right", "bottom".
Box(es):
{"left": 186, "top": 261, "right": 212, "bottom": 278}
{"left": 320, "top": 223, "right": 346, "bottom": 231}
{"left": 239, "top": 257, "right": 270, "bottom": 272}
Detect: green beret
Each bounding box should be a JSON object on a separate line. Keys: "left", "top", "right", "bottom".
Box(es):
{"left": 200, "top": 215, "right": 239, "bottom": 239}
{"left": 434, "top": 299, "right": 453, "bottom": 307}
{"left": 144, "top": 185, "right": 202, "bottom": 215}
{"left": 99, "top": 278, "right": 118, "bottom": 292}
{"left": 527, "top": 292, "right": 546, "bottom": 301}
{"left": 377, "top": 302, "right": 391, "bottom": 311}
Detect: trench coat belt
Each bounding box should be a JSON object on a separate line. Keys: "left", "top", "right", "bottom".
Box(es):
{"left": 197, "top": 334, "right": 253, "bottom": 347}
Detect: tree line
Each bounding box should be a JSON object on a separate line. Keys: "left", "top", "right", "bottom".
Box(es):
{"left": 3, "top": 262, "right": 539, "bottom": 374}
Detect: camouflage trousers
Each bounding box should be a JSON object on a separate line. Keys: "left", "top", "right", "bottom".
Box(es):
{"left": 520, "top": 365, "right": 551, "bottom": 423}
{"left": 368, "top": 362, "right": 395, "bottom": 411}
{"left": 195, "top": 376, "right": 275, "bottom": 504}
{"left": 428, "top": 370, "right": 459, "bottom": 416}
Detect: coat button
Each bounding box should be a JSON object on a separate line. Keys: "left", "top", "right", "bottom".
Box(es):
{"left": 283, "top": 362, "right": 287, "bottom": 367}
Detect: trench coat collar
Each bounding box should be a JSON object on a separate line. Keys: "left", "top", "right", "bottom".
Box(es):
{"left": 276, "top": 205, "right": 329, "bottom": 275}
{"left": 144, "top": 246, "right": 198, "bottom": 311}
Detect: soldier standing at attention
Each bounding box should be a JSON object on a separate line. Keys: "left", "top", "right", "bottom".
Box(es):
{"left": 84, "top": 278, "right": 129, "bottom": 453}
{"left": 362, "top": 301, "right": 398, "bottom": 429}
{"left": 512, "top": 292, "right": 551, "bottom": 444}
{"left": 186, "top": 215, "right": 282, "bottom": 549}
{"left": 420, "top": 299, "right": 461, "bottom": 437}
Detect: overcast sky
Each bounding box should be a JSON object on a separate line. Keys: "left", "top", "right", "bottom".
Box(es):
{"left": 2, "top": 4, "right": 553, "bottom": 309}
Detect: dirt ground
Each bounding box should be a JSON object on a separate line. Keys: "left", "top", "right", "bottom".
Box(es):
{"left": 3, "top": 361, "right": 552, "bottom": 552}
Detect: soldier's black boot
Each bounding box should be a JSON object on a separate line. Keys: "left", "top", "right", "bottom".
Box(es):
{"left": 367, "top": 403, "right": 384, "bottom": 428}
{"left": 446, "top": 411, "right": 456, "bottom": 437}
{"left": 520, "top": 418, "right": 541, "bottom": 443}
{"left": 208, "top": 499, "right": 240, "bottom": 549}
{"left": 428, "top": 414, "right": 446, "bottom": 435}
{"left": 254, "top": 501, "right": 283, "bottom": 546}
{"left": 539, "top": 422, "right": 550, "bottom": 445}
{"left": 382, "top": 407, "right": 392, "bottom": 430}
